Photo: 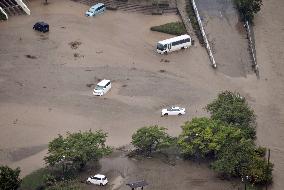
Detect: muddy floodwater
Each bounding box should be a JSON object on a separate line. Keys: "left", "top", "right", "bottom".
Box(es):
{"left": 0, "top": 0, "right": 284, "bottom": 189}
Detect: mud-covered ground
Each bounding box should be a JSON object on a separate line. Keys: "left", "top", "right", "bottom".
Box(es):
{"left": 0, "top": 0, "right": 284, "bottom": 189}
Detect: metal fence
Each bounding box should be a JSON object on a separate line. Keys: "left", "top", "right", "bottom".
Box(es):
{"left": 245, "top": 20, "right": 259, "bottom": 77}
{"left": 191, "top": 0, "right": 216, "bottom": 68}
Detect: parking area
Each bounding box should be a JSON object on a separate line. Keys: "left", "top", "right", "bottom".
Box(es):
{"left": 0, "top": 0, "right": 220, "bottom": 174}
{"left": 1, "top": 1, "right": 279, "bottom": 189}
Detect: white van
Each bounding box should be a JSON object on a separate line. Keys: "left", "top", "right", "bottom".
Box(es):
{"left": 93, "top": 79, "right": 111, "bottom": 96}
{"left": 157, "top": 34, "right": 192, "bottom": 54}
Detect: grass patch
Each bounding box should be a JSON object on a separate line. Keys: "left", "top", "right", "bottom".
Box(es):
{"left": 20, "top": 168, "right": 49, "bottom": 190}
{"left": 186, "top": 1, "right": 204, "bottom": 45}
{"left": 150, "top": 22, "right": 187, "bottom": 36}
{"left": 46, "top": 180, "right": 82, "bottom": 190}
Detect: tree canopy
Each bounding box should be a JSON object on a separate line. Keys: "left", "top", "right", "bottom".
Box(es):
{"left": 131, "top": 125, "right": 173, "bottom": 155}
{"left": 0, "top": 165, "right": 21, "bottom": 190}
{"left": 234, "top": 0, "right": 263, "bottom": 22}
{"left": 206, "top": 91, "right": 256, "bottom": 139}
{"left": 44, "top": 130, "right": 112, "bottom": 170}
{"left": 178, "top": 115, "right": 273, "bottom": 185}
{"left": 178, "top": 117, "right": 243, "bottom": 159}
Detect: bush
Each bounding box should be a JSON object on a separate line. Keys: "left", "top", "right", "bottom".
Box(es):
{"left": 255, "top": 146, "right": 266, "bottom": 157}
{"left": 132, "top": 125, "right": 173, "bottom": 156}
{"left": 21, "top": 168, "right": 49, "bottom": 190}
{"left": 247, "top": 155, "right": 273, "bottom": 185}
{"left": 150, "top": 22, "right": 187, "bottom": 36}
{"left": 0, "top": 165, "right": 21, "bottom": 190}
{"left": 46, "top": 180, "right": 81, "bottom": 190}
{"left": 234, "top": 0, "right": 262, "bottom": 22}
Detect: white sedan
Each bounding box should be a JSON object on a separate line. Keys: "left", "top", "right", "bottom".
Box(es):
{"left": 161, "top": 106, "right": 186, "bottom": 116}
{"left": 86, "top": 174, "right": 108, "bottom": 186}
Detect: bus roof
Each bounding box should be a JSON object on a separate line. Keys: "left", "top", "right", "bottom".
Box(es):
{"left": 158, "top": 34, "right": 191, "bottom": 45}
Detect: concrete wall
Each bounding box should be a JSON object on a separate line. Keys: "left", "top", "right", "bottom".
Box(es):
{"left": 15, "top": 0, "right": 30, "bottom": 15}
{"left": 0, "top": 6, "right": 8, "bottom": 20}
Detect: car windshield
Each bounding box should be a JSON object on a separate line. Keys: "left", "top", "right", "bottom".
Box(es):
{"left": 157, "top": 43, "right": 165, "bottom": 51}
{"left": 95, "top": 85, "right": 104, "bottom": 90}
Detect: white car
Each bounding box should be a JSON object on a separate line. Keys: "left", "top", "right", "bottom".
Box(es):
{"left": 161, "top": 106, "right": 185, "bottom": 116}
{"left": 86, "top": 174, "right": 108, "bottom": 186}
{"left": 93, "top": 79, "right": 111, "bottom": 96}
{"left": 85, "top": 3, "right": 106, "bottom": 17}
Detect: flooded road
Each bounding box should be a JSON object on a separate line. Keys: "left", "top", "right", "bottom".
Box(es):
{"left": 195, "top": 0, "right": 252, "bottom": 77}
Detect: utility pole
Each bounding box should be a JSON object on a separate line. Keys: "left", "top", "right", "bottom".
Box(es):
{"left": 266, "top": 149, "right": 271, "bottom": 190}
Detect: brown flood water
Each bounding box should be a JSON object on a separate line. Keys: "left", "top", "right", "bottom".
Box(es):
{"left": 0, "top": 0, "right": 284, "bottom": 189}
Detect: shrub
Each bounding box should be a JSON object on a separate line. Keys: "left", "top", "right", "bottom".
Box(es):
{"left": 255, "top": 146, "right": 266, "bottom": 157}
{"left": 21, "top": 168, "right": 49, "bottom": 190}
{"left": 132, "top": 125, "right": 173, "bottom": 156}
{"left": 0, "top": 165, "right": 21, "bottom": 190}
{"left": 234, "top": 0, "right": 263, "bottom": 22}
{"left": 150, "top": 22, "right": 187, "bottom": 36}
{"left": 247, "top": 155, "right": 273, "bottom": 185}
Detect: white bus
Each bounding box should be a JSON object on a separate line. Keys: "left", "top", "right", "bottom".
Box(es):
{"left": 156, "top": 34, "right": 192, "bottom": 54}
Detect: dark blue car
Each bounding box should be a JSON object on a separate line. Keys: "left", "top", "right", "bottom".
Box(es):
{"left": 33, "top": 22, "right": 49, "bottom": 33}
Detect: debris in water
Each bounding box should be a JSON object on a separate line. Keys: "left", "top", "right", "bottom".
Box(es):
{"left": 69, "top": 41, "right": 82, "bottom": 49}
{"left": 25, "top": 55, "right": 37, "bottom": 59}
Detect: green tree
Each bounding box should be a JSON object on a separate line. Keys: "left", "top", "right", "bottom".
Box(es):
{"left": 211, "top": 139, "right": 255, "bottom": 177}
{"left": 178, "top": 118, "right": 243, "bottom": 159}
{"left": 247, "top": 155, "right": 273, "bottom": 185}
{"left": 131, "top": 126, "right": 172, "bottom": 156}
{"left": 211, "top": 139, "right": 273, "bottom": 185}
{"left": 0, "top": 165, "right": 21, "bottom": 190}
{"left": 234, "top": 0, "right": 263, "bottom": 22}
{"left": 206, "top": 91, "right": 256, "bottom": 139}
{"left": 44, "top": 130, "right": 112, "bottom": 171}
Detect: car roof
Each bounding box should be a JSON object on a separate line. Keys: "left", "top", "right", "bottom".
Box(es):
{"left": 35, "top": 22, "right": 48, "bottom": 26}
{"left": 94, "top": 174, "right": 106, "bottom": 178}
{"left": 90, "top": 3, "right": 105, "bottom": 9}
{"left": 97, "top": 79, "right": 110, "bottom": 86}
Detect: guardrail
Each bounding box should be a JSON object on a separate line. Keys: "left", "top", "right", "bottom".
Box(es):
{"left": 191, "top": 0, "right": 216, "bottom": 68}
{"left": 15, "top": 0, "right": 30, "bottom": 15}
{"left": 0, "top": 6, "right": 8, "bottom": 20}
{"left": 245, "top": 20, "right": 259, "bottom": 77}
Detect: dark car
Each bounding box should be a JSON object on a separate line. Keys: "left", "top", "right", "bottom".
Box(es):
{"left": 33, "top": 22, "right": 49, "bottom": 33}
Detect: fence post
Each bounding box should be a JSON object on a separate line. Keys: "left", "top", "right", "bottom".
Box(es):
{"left": 191, "top": 0, "right": 217, "bottom": 68}
{"left": 245, "top": 20, "right": 259, "bottom": 77}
